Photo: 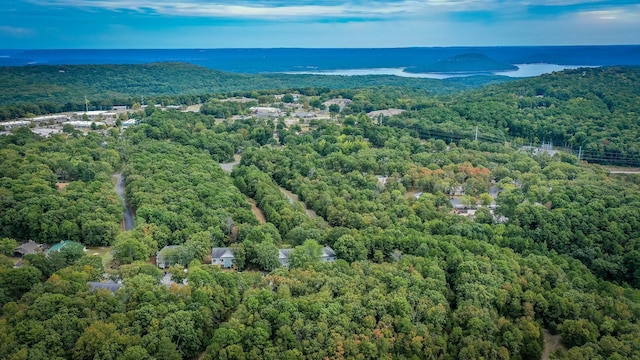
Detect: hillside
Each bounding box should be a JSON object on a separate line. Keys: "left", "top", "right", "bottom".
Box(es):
{"left": 372, "top": 66, "right": 640, "bottom": 166}
{"left": 406, "top": 53, "right": 518, "bottom": 73}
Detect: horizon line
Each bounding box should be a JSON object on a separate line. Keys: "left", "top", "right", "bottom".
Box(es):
{"left": 2, "top": 44, "right": 640, "bottom": 51}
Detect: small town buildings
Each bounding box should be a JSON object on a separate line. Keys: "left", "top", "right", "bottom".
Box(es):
{"left": 31, "top": 115, "right": 70, "bottom": 125}
{"left": 211, "top": 246, "right": 337, "bottom": 269}
{"left": 323, "top": 98, "right": 352, "bottom": 110}
{"left": 74, "top": 111, "right": 116, "bottom": 121}
{"left": 46, "top": 240, "right": 85, "bottom": 256}
{"left": 63, "top": 121, "right": 105, "bottom": 128}
{"left": 250, "top": 107, "right": 283, "bottom": 118}
{"left": 321, "top": 246, "right": 337, "bottom": 262}
{"left": 13, "top": 240, "right": 43, "bottom": 257}
{"left": 211, "top": 247, "right": 235, "bottom": 268}
{"left": 1, "top": 121, "right": 30, "bottom": 130}
{"left": 278, "top": 249, "right": 293, "bottom": 267}
{"left": 367, "top": 108, "right": 406, "bottom": 118}
{"left": 122, "top": 119, "right": 138, "bottom": 129}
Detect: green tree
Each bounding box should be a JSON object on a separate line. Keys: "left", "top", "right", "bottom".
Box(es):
{"left": 0, "top": 238, "right": 18, "bottom": 256}
{"left": 59, "top": 242, "right": 85, "bottom": 265}
{"left": 288, "top": 240, "right": 322, "bottom": 269}
{"left": 252, "top": 241, "right": 279, "bottom": 271}
{"left": 329, "top": 104, "right": 341, "bottom": 116}
{"left": 334, "top": 235, "right": 367, "bottom": 263}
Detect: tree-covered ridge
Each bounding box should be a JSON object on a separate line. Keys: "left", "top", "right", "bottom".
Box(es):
{"left": 0, "top": 62, "right": 508, "bottom": 120}
{"left": 325, "top": 66, "right": 640, "bottom": 165}
{"left": 0, "top": 128, "right": 122, "bottom": 245}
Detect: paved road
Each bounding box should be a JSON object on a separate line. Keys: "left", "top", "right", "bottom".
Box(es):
{"left": 114, "top": 173, "right": 135, "bottom": 230}
{"left": 609, "top": 170, "right": 640, "bottom": 174}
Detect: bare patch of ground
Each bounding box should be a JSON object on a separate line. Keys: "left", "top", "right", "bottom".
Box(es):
{"left": 56, "top": 182, "right": 70, "bottom": 190}
{"left": 86, "top": 246, "right": 113, "bottom": 267}
{"left": 246, "top": 196, "right": 267, "bottom": 224}
{"left": 219, "top": 154, "right": 242, "bottom": 173}
{"left": 185, "top": 104, "right": 202, "bottom": 112}
{"left": 542, "top": 329, "right": 566, "bottom": 360}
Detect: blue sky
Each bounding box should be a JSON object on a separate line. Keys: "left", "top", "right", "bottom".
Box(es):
{"left": 2, "top": 0, "right": 640, "bottom": 48}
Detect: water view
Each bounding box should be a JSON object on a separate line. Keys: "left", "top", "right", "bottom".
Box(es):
{"left": 284, "top": 63, "right": 591, "bottom": 78}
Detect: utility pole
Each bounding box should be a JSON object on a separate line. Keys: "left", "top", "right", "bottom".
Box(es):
{"left": 578, "top": 146, "right": 582, "bottom": 161}
{"left": 474, "top": 126, "right": 478, "bottom": 141}
{"left": 84, "top": 96, "right": 88, "bottom": 113}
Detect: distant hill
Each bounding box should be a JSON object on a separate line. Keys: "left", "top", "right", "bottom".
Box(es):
{"left": 0, "top": 62, "right": 510, "bottom": 120}
{"left": 406, "top": 53, "right": 518, "bottom": 73}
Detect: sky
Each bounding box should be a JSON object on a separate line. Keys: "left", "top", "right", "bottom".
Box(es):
{"left": 2, "top": 0, "right": 640, "bottom": 48}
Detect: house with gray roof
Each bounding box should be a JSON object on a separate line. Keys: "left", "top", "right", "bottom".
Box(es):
{"left": 321, "top": 246, "right": 337, "bottom": 263}
{"left": 211, "top": 247, "right": 235, "bottom": 268}
{"left": 278, "top": 248, "right": 293, "bottom": 267}
{"left": 13, "top": 240, "right": 43, "bottom": 257}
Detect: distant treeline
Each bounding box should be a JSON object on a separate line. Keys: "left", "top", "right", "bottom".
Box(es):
{"left": 0, "top": 62, "right": 508, "bottom": 120}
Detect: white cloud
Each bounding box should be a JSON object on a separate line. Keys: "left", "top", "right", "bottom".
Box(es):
{"left": 0, "top": 26, "right": 34, "bottom": 37}
{"left": 27, "top": 0, "right": 506, "bottom": 19}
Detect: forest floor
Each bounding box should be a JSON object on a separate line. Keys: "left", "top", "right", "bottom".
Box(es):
{"left": 541, "top": 330, "right": 566, "bottom": 360}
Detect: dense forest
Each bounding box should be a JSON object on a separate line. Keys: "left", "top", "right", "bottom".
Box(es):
{"left": 1, "top": 66, "right": 640, "bottom": 360}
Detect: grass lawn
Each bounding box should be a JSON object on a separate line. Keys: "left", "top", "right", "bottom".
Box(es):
{"left": 86, "top": 246, "right": 113, "bottom": 267}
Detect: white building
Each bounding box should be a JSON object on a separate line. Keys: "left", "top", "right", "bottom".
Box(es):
{"left": 1, "top": 121, "right": 30, "bottom": 129}
{"left": 74, "top": 111, "right": 116, "bottom": 121}
{"left": 64, "top": 121, "right": 105, "bottom": 129}
{"left": 31, "top": 115, "right": 70, "bottom": 124}
{"left": 250, "top": 107, "right": 282, "bottom": 118}
{"left": 122, "top": 119, "right": 138, "bottom": 129}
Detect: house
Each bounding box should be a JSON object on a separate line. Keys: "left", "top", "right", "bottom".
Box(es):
{"left": 63, "top": 121, "right": 105, "bottom": 129}
{"left": 250, "top": 107, "right": 282, "bottom": 118}
{"left": 156, "top": 245, "right": 184, "bottom": 269}
{"left": 278, "top": 248, "right": 293, "bottom": 267}
{"left": 13, "top": 240, "right": 43, "bottom": 257}
{"left": 366, "top": 108, "right": 405, "bottom": 118}
{"left": 211, "top": 247, "right": 235, "bottom": 268}
{"left": 323, "top": 98, "right": 352, "bottom": 110}
{"left": 122, "top": 119, "right": 138, "bottom": 129}
{"left": 321, "top": 246, "right": 337, "bottom": 263}
{"left": 46, "top": 240, "right": 85, "bottom": 256}
{"left": 31, "top": 115, "right": 70, "bottom": 125}
{"left": 87, "top": 281, "right": 122, "bottom": 293}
